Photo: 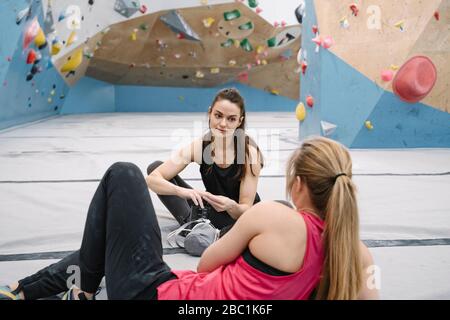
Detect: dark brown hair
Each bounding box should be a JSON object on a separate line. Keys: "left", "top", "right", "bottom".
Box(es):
{"left": 203, "top": 88, "right": 264, "bottom": 180}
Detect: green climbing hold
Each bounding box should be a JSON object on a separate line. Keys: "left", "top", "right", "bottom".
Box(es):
{"left": 248, "top": 0, "right": 259, "bottom": 9}
{"left": 240, "top": 38, "right": 253, "bottom": 52}
{"left": 221, "top": 39, "right": 234, "bottom": 48}
{"left": 267, "top": 37, "right": 276, "bottom": 47}
{"left": 224, "top": 10, "right": 241, "bottom": 21}
{"left": 238, "top": 22, "right": 253, "bottom": 30}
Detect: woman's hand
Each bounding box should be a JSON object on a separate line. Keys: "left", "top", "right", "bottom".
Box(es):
{"left": 202, "top": 192, "right": 237, "bottom": 212}
{"left": 176, "top": 187, "right": 207, "bottom": 208}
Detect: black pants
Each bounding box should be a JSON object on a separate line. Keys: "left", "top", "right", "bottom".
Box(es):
{"left": 17, "top": 162, "right": 175, "bottom": 300}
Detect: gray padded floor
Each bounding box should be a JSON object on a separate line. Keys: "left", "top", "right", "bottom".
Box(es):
{"left": 0, "top": 113, "right": 449, "bottom": 299}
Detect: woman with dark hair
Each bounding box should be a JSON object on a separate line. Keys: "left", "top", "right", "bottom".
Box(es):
{"left": 146, "top": 88, "right": 264, "bottom": 233}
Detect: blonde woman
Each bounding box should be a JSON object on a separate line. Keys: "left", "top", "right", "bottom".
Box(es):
{"left": 1, "top": 137, "right": 378, "bottom": 300}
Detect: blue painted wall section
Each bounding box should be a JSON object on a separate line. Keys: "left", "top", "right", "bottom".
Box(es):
{"left": 320, "top": 49, "right": 384, "bottom": 146}
{"left": 351, "top": 92, "right": 450, "bottom": 148}
{"left": 298, "top": 0, "right": 322, "bottom": 139}
{"left": 61, "top": 77, "right": 115, "bottom": 114}
{"left": 0, "top": 0, "right": 69, "bottom": 131}
{"left": 115, "top": 82, "right": 296, "bottom": 112}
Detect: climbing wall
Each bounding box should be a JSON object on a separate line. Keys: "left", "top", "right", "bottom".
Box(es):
{"left": 0, "top": 0, "right": 69, "bottom": 130}
{"left": 298, "top": 0, "right": 450, "bottom": 148}
{"left": 66, "top": 2, "right": 300, "bottom": 100}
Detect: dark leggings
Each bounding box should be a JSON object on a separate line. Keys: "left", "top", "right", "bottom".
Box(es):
{"left": 16, "top": 162, "right": 174, "bottom": 300}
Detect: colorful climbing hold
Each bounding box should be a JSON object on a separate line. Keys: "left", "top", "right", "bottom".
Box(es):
{"left": 26, "top": 49, "right": 37, "bottom": 64}
{"left": 269, "top": 88, "right": 280, "bottom": 95}
{"left": 66, "top": 31, "right": 77, "bottom": 46}
{"left": 60, "top": 48, "right": 83, "bottom": 72}
{"left": 296, "top": 102, "right": 306, "bottom": 121}
{"left": 350, "top": 4, "right": 359, "bottom": 16}
{"left": 221, "top": 39, "right": 234, "bottom": 48}
{"left": 23, "top": 18, "right": 40, "bottom": 50}
{"left": 34, "top": 28, "right": 47, "bottom": 50}
{"left": 202, "top": 17, "right": 215, "bottom": 28}
{"left": 239, "top": 22, "right": 253, "bottom": 30}
{"left": 312, "top": 25, "right": 319, "bottom": 34}
{"left": 381, "top": 69, "right": 394, "bottom": 82}
{"left": 51, "top": 41, "right": 62, "bottom": 56}
{"left": 237, "top": 72, "right": 249, "bottom": 82}
{"left": 255, "top": 8, "right": 263, "bottom": 14}
{"left": 240, "top": 38, "right": 253, "bottom": 52}
{"left": 224, "top": 10, "right": 241, "bottom": 21}
{"left": 248, "top": 0, "right": 259, "bottom": 9}
{"left": 394, "top": 20, "right": 405, "bottom": 31}
{"left": 306, "top": 95, "right": 314, "bottom": 107}
{"left": 130, "top": 29, "right": 138, "bottom": 41}
{"left": 434, "top": 11, "right": 440, "bottom": 21}
{"left": 321, "top": 121, "right": 337, "bottom": 137}
{"left": 16, "top": 6, "right": 30, "bottom": 25}
{"left": 340, "top": 16, "right": 350, "bottom": 29}
{"left": 210, "top": 67, "right": 220, "bottom": 74}
{"left": 195, "top": 71, "right": 205, "bottom": 78}
{"left": 322, "top": 36, "right": 334, "bottom": 49}
{"left": 301, "top": 61, "right": 308, "bottom": 75}
{"left": 140, "top": 5, "right": 147, "bottom": 14}
{"left": 365, "top": 121, "right": 374, "bottom": 130}
{"left": 312, "top": 35, "right": 322, "bottom": 46}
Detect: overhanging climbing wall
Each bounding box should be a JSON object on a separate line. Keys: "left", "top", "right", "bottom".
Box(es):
{"left": 298, "top": 0, "right": 450, "bottom": 148}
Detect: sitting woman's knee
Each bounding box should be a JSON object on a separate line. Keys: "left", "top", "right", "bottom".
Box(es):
{"left": 109, "top": 162, "right": 141, "bottom": 179}
{"left": 147, "top": 160, "right": 163, "bottom": 175}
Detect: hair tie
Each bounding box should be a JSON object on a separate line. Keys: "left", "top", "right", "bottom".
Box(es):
{"left": 334, "top": 173, "right": 347, "bottom": 183}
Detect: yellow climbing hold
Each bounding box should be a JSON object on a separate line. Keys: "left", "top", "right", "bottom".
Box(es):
{"left": 394, "top": 20, "right": 405, "bottom": 31}
{"left": 60, "top": 48, "right": 83, "bottom": 72}
{"left": 270, "top": 88, "right": 280, "bottom": 95}
{"left": 256, "top": 45, "right": 265, "bottom": 54}
{"left": 66, "top": 31, "right": 77, "bottom": 46}
{"left": 202, "top": 17, "right": 215, "bottom": 28}
{"left": 34, "top": 27, "right": 46, "bottom": 48}
{"left": 131, "top": 29, "right": 138, "bottom": 41}
{"left": 210, "top": 67, "right": 220, "bottom": 74}
{"left": 365, "top": 121, "right": 374, "bottom": 130}
{"left": 296, "top": 102, "right": 306, "bottom": 121}
{"left": 390, "top": 64, "right": 400, "bottom": 71}
{"left": 51, "top": 42, "right": 62, "bottom": 55}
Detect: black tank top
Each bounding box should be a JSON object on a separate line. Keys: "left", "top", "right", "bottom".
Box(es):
{"left": 200, "top": 140, "right": 261, "bottom": 229}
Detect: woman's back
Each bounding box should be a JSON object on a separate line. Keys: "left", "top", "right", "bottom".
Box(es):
{"left": 157, "top": 202, "right": 325, "bottom": 300}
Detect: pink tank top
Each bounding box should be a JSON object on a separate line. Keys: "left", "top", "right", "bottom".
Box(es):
{"left": 157, "top": 211, "right": 324, "bottom": 300}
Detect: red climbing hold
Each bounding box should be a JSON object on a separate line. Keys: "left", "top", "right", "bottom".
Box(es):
{"left": 306, "top": 95, "right": 314, "bottom": 107}
{"left": 26, "top": 49, "right": 36, "bottom": 64}
{"left": 301, "top": 61, "right": 308, "bottom": 75}
{"left": 312, "top": 25, "right": 318, "bottom": 34}
{"left": 434, "top": 11, "right": 440, "bottom": 21}
{"left": 350, "top": 4, "right": 359, "bottom": 16}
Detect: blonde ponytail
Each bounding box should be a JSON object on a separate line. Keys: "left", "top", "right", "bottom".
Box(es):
{"left": 286, "top": 137, "right": 363, "bottom": 299}
{"left": 316, "top": 174, "right": 362, "bottom": 299}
